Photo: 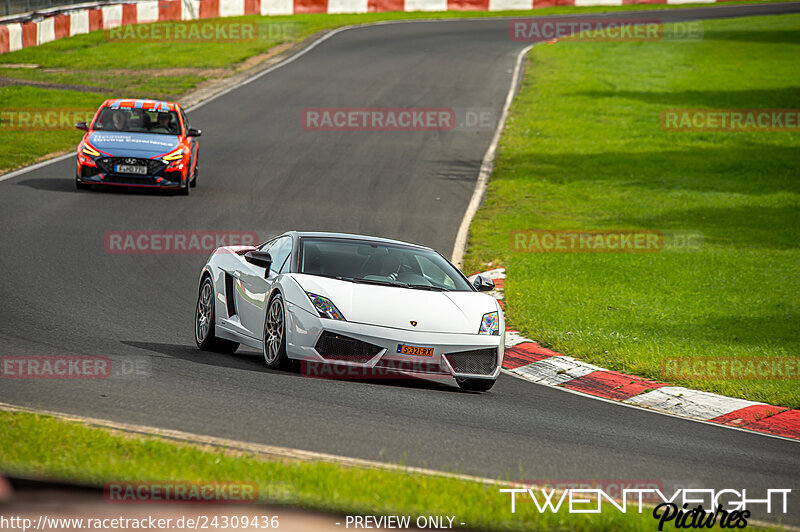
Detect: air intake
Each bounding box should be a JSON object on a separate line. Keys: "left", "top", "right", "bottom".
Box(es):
{"left": 444, "top": 348, "right": 497, "bottom": 376}
{"left": 315, "top": 332, "right": 382, "bottom": 363}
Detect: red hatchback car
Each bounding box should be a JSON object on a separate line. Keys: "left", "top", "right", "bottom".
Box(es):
{"left": 75, "top": 99, "right": 201, "bottom": 195}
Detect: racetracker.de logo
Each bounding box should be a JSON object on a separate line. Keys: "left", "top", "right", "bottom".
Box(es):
{"left": 105, "top": 230, "right": 259, "bottom": 254}
{"left": 1, "top": 356, "right": 111, "bottom": 379}
{"left": 107, "top": 21, "right": 258, "bottom": 43}
{"left": 661, "top": 109, "right": 800, "bottom": 132}
{"left": 510, "top": 230, "right": 664, "bottom": 253}
{"left": 301, "top": 108, "right": 456, "bottom": 131}
{"left": 509, "top": 18, "right": 703, "bottom": 42}
{"left": 1, "top": 109, "right": 96, "bottom": 131}
{"left": 661, "top": 357, "right": 800, "bottom": 381}
{"left": 104, "top": 482, "right": 257, "bottom": 504}
{"left": 301, "top": 360, "right": 450, "bottom": 380}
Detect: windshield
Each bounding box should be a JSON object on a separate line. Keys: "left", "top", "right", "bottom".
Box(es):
{"left": 298, "top": 238, "right": 473, "bottom": 292}
{"left": 93, "top": 107, "right": 181, "bottom": 135}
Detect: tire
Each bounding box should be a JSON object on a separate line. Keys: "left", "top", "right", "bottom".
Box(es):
{"left": 76, "top": 176, "right": 90, "bottom": 190}
{"left": 190, "top": 164, "right": 198, "bottom": 188}
{"left": 262, "top": 294, "right": 289, "bottom": 369}
{"left": 456, "top": 377, "right": 496, "bottom": 392}
{"left": 178, "top": 180, "right": 190, "bottom": 196}
{"left": 195, "top": 276, "right": 239, "bottom": 353}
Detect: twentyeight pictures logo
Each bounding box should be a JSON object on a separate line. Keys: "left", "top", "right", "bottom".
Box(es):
{"left": 500, "top": 487, "right": 791, "bottom": 530}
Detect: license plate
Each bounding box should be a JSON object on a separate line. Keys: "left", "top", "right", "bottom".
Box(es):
{"left": 396, "top": 344, "right": 434, "bottom": 357}
{"left": 115, "top": 164, "right": 148, "bottom": 175}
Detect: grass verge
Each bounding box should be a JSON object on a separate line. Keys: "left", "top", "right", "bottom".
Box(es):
{"left": 0, "top": 2, "right": 791, "bottom": 173}
{"left": 464, "top": 14, "right": 800, "bottom": 408}
{"left": 0, "top": 409, "right": 684, "bottom": 531}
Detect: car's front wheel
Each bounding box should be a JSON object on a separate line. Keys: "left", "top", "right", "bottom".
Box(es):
{"left": 263, "top": 294, "right": 288, "bottom": 369}
{"left": 75, "top": 173, "right": 90, "bottom": 190}
{"left": 195, "top": 277, "right": 239, "bottom": 353}
{"left": 456, "top": 377, "right": 496, "bottom": 392}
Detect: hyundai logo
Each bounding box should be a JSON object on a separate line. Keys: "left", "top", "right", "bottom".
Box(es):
{"left": 125, "top": 158, "right": 138, "bottom": 164}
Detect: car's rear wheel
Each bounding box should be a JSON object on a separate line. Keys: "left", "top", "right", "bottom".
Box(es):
{"left": 263, "top": 294, "right": 288, "bottom": 369}
{"left": 456, "top": 377, "right": 496, "bottom": 392}
{"left": 195, "top": 277, "right": 239, "bottom": 353}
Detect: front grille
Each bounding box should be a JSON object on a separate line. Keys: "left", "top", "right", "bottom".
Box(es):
{"left": 445, "top": 348, "right": 497, "bottom": 376}
{"left": 315, "top": 331, "right": 382, "bottom": 363}
{"left": 97, "top": 157, "right": 165, "bottom": 175}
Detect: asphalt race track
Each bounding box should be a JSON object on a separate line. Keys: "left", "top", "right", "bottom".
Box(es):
{"left": 2, "top": 2, "right": 800, "bottom": 525}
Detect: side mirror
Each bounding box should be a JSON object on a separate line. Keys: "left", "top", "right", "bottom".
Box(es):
{"left": 187, "top": 128, "right": 202, "bottom": 137}
{"left": 76, "top": 121, "right": 88, "bottom": 131}
{"left": 473, "top": 275, "right": 495, "bottom": 292}
{"left": 244, "top": 250, "right": 272, "bottom": 277}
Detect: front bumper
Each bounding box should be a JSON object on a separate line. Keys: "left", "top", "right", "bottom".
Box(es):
{"left": 77, "top": 156, "right": 186, "bottom": 188}
{"left": 285, "top": 302, "right": 504, "bottom": 380}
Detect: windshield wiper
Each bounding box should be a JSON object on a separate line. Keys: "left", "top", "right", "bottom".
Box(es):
{"left": 351, "top": 278, "right": 409, "bottom": 288}
{"left": 406, "top": 284, "right": 446, "bottom": 291}
{"left": 311, "top": 273, "right": 354, "bottom": 282}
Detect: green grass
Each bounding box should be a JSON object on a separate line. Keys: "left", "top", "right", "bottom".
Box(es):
{"left": 0, "top": 2, "right": 792, "bottom": 174}
{"left": 0, "top": 410, "right": 685, "bottom": 531}
{"left": 464, "top": 14, "right": 800, "bottom": 408}
{"left": 0, "top": 86, "right": 109, "bottom": 171}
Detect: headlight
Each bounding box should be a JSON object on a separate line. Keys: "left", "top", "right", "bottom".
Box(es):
{"left": 478, "top": 311, "right": 499, "bottom": 335}
{"left": 161, "top": 148, "right": 185, "bottom": 162}
{"left": 81, "top": 143, "right": 100, "bottom": 156}
{"left": 306, "top": 292, "right": 346, "bottom": 321}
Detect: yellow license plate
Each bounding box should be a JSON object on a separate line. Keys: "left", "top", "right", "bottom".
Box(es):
{"left": 397, "top": 344, "right": 434, "bottom": 357}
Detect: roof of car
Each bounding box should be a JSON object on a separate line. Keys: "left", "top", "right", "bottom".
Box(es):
{"left": 290, "top": 231, "right": 432, "bottom": 251}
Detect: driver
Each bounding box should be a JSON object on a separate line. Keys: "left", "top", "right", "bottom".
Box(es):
{"left": 379, "top": 252, "right": 402, "bottom": 280}
{"left": 110, "top": 109, "right": 128, "bottom": 131}
{"left": 155, "top": 112, "right": 172, "bottom": 132}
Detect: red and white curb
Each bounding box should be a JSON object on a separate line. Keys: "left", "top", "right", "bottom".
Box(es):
{"left": 470, "top": 267, "right": 800, "bottom": 441}
{"left": 1, "top": 0, "right": 740, "bottom": 54}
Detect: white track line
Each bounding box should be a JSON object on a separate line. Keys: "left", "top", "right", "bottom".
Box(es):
{"left": 451, "top": 43, "right": 534, "bottom": 268}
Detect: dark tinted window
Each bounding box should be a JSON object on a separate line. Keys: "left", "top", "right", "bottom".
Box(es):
{"left": 299, "top": 238, "right": 472, "bottom": 291}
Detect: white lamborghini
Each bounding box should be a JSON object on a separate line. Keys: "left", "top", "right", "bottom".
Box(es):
{"left": 194, "top": 232, "right": 504, "bottom": 391}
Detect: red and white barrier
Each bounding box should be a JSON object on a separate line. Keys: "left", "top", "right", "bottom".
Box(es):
{"left": 1, "top": 0, "right": 735, "bottom": 54}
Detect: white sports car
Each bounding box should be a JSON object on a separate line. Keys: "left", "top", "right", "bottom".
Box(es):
{"left": 194, "top": 232, "right": 504, "bottom": 391}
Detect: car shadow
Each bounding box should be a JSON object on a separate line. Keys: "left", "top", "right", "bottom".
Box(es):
{"left": 120, "top": 340, "right": 285, "bottom": 374}
{"left": 17, "top": 178, "right": 75, "bottom": 193}
{"left": 121, "top": 341, "right": 461, "bottom": 392}
{"left": 17, "top": 178, "right": 180, "bottom": 196}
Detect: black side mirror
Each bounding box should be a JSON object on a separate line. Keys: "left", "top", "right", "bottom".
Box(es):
{"left": 76, "top": 121, "right": 88, "bottom": 131}
{"left": 187, "top": 128, "right": 202, "bottom": 137}
{"left": 244, "top": 250, "right": 272, "bottom": 277}
{"left": 473, "top": 275, "right": 495, "bottom": 292}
